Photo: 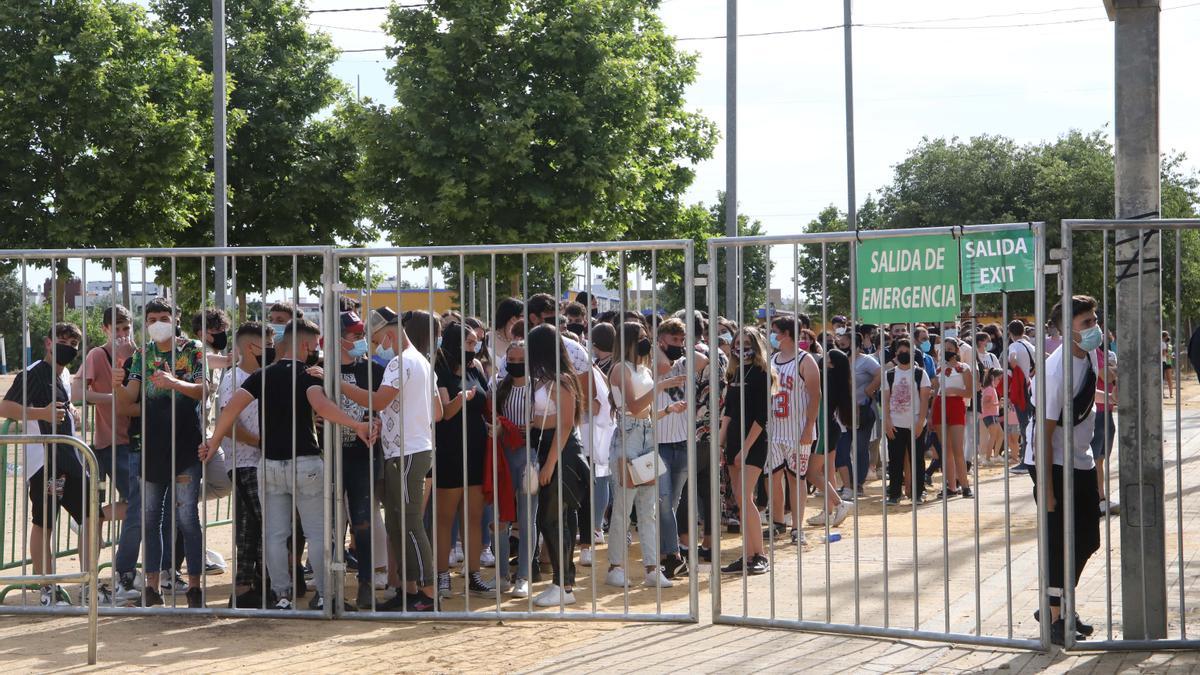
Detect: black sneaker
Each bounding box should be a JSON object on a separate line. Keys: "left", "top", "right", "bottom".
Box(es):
{"left": 228, "top": 588, "right": 263, "bottom": 609}
{"left": 186, "top": 587, "right": 203, "bottom": 608}
{"left": 143, "top": 587, "right": 164, "bottom": 607}
{"left": 698, "top": 546, "right": 713, "bottom": 563}
{"left": 1035, "top": 609, "right": 1094, "bottom": 638}
{"left": 661, "top": 554, "right": 688, "bottom": 579}
{"left": 1050, "top": 618, "right": 1068, "bottom": 646}
{"left": 762, "top": 522, "right": 788, "bottom": 539}
{"left": 467, "top": 571, "right": 495, "bottom": 597}
{"left": 747, "top": 555, "right": 770, "bottom": 575}
{"left": 885, "top": 495, "right": 902, "bottom": 505}
{"left": 961, "top": 486, "right": 974, "bottom": 499}
{"left": 356, "top": 581, "right": 375, "bottom": 609}
{"left": 923, "top": 473, "right": 934, "bottom": 487}
{"left": 933, "top": 489, "right": 960, "bottom": 500}
{"left": 720, "top": 558, "right": 745, "bottom": 574}
{"left": 406, "top": 591, "right": 436, "bottom": 612}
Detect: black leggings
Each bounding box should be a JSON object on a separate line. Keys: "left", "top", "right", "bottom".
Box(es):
{"left": 532, "top": 428, "right": 587, "bottom": 588}
{"left": 1030, "top": 463, "right": 1100, "bottom": 607}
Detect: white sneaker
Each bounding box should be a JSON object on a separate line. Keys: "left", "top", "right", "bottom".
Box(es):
{"left": 580, "top": 548, "right": 593, "bottom": 567}
{"left": 792, "top": 530, "right": 807, "bottom": 547}
{"left": 450, "top": 543, "right": 464, "bottom": 566}
{"left": 533, "top": 584, "right": 576, "bottom": 607}
{"left": 374, "top": 571, "right": 389, "bottom": 590}
{"left": 205, "top": 549, "right": 227, "bottom": 574}
{"left": 830, "top": 501, "right": 854, "bottom": 527}
{"left": 480, "top": 545, "right": 496, "bottom": 568}
{"left": 592, "top": 529, "right": 606, "bottom": 545}
{"left": 496, "top": 578, "right": 515, "bottom": 594}
{"left": 80, "top": 583, "right": 114, "bottom": 606}
{"left": 643, "top": 568, "right": 673, "bottom": 588}
{"left": 510, "top": 578, "right": 530, "bottom": 598}
{"left": 806, "top": 510, "right": 827, "bottom": 527}
{"left": 605, "top": 567, "right": 627, "bottom": 587}
{"left": 1100, "top": 498, "right": 1121, "bottom": 515}
{"left": 40, "top": 584, "right": 69, "bottom": 606}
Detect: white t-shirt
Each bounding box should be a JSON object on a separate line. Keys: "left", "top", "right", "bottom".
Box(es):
{"left": 495, "top": 336, "right": 588, "bottom": 379}
{"left": 885, "top": 366, "right": 929, "bottom": 429}
{"left": 218, "top": 366, "right": 260, "bottom": 469}
{"left": 578, "top": 365, "right": 615, "bottom": 476}
{"left": 380, "top": 345, "right": 438, "bottom": 459}
{"left": 1024, "top": 347, "right": 1097, "bottom": 470}
{"left": 1008, "top": 338, "right": 1035, "bottom": 376}
{"left": 655, "top": 358, "right": 689, "bottom": 443}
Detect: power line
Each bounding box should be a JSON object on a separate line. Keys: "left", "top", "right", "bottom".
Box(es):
{"left": 308, "top": 3, "right": 425, "bottom": 13}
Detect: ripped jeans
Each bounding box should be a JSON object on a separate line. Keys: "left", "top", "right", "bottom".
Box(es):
{"left": 142, "top": 462, "right": 204, "bottom": 582}
{"left": 264, "top": 455, "right": 327, "bottom": 598}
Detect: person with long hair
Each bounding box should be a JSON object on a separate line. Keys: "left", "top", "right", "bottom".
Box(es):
{"left": 524, "top": 324, "right": 591, "bottom": 607}
{"left": 605, "top": 322, "right": 686, "bottom": 589}
{"left": 932, "top": 334, "right": 974, "bottom": 499}
{"left": 432, "top": 322, "right": 494, "bottom": 598}
{"left": 718, "top": 327, "right": 776, "bottom": 575}
{"left": 490, "top": 341, "right": 536, "bottom": 599}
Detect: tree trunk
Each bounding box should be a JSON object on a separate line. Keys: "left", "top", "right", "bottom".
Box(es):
{"left": 54, "top": 268, "right": 70, "bottom": 322}
{"left": 238, "top": 289, "right": 248, "bottom": 324}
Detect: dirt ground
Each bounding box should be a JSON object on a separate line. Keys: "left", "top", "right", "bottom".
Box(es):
{"left": 1, "top": 376, "right": 1199, "bottom": 672}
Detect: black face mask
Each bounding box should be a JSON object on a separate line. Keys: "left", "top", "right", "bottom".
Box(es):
{"left": 507, "top": 362, "right": 526, "bottom": 378}
{"left": 636, "top": 338, "right": 652, "bottom": 357}
{"left": 211, "top": 331, "right": 228, "bottom": 351}
{"left": 663, "top": 344, "right": 686, "bottom": 361}
{"left": 565, "top": 323, "right": 587, "bottom": 338}
{"left": 944, "top": 351, "right": 958, "bottom": 362}
{"left": 54, "top": 343, "right": 78, "bottom": 365}
{"left": 896, "top": 351, "right": 911, "bottom": 365}
{"left": 263, "top": 347, "right": 277, "bottom": 366}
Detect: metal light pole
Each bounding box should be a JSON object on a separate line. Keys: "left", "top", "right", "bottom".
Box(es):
{"left": 213, "top": 0, "right": 228, "bottom": 308}
{"left": 724, "top": 0, "right": 738, "bottom": 317}
{"left": 843, "top": 0, "right": 857, "bottom": 235}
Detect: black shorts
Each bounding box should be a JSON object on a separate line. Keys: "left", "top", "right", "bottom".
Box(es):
{"left": 724, "top": 439, "right": 768, "bottom": 470}
{"left": 29, "top": 453, "right": 90, "bottom": 529}
{"left": 434, "top": 442, "right": 484, "bottom": 489}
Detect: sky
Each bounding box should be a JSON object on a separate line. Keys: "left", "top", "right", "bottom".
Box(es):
{"left": 314, "top": 0, "right": 1200, "bottom": 297}
{"left": 35, "top": 1, "right": 1200, "bottom": 304}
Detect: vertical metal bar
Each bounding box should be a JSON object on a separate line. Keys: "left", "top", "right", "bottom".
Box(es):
{"left": 792, "top": 243, "right": 803, "bottom": 623}
{"left": 879, "top": 313, "right": 888, "bottom": 629}
{"left": 259, "top": 255, "right": 268, "bottom": 609}
{"left": 363, "top": 258, "right": 376, "bottom": 613}
{"left": 737, "top": 245, "right": 747, "bottom": 616}
{"left": 708, "top": 241, "right": 722, "bottom": 621}
{"left": 521, "top": 252, "right": 532, "bottom": 615}
{"left": 650, "top": 249, "right": 662, "bottom": 616}
{"left": 489, "top": 253, "right": 501, "bottom": 615}
{"left": 619, "top": 249, "right": 630, "bottom": 614}
{"left": 111, "top": 257, "right": 120, "bottom": 595}
{"left": 49, "top": 257, "right": 57, "bottom": 595}
{"left": 843, "top": 0, "right": 857, "bottom": 239}
{"left": 1002, "top": 290, "right": 1012, "bottom": 639}
{"left": 229, "top": 254, "right": 240, "bottom": 608}
{"left": 821, "top": 242, "right": 830, "bottom": 623}
{"left": 1034, "top": 223, "right": 1050, "bottom": 650}
{"left": 1062, "top": 220, "right": 1077, "bottom": 648}
{"left": 763, "top": 247, "right": 775, "bottom": 622}
{"left": 19, "top": 260, "right": 28, "bottom": 608}
{"left": 290, "top": 255, "right": 298, "bottom": 610}
{"left": 972, "top": 291, "right": 981, "bottom": 637}
{"left": 212, "top": 0, "right": 228, "bottom": 309}
{"left": 322, "top": 250, "right": 337, "bottom": 618}
{"left": 140, "top": 258, "right": 148, "bottom": 608}
{"left": 459, "top": 254, "right": 469, "bottom": 614}
{"left": 200, "top": 255, "right": 209, "bottom": 607}
{"left": 428, "top": 255, "right": 439, "bottom": 612}
{"left": 169, "top": 256, "right": 177, "bottom": 607}
{"left": 1103, "top": 229, "right": 1114, "bottom": 640}
{"left": 684, "top": 241, "right": 699, "bottom": 621}
{"left": 848, "top": 239, "right": 860, "bottom": 627}
{"left": 396, "top": 253, "right": 408, "bottom": 613}
{"left": 911, "top": 318, "right": 920, "bottom": 631}
{"left": 939, "top": 319, "right": 949, "bottom": 634}
{"left": 554, "top": 252, "right": 565, "bottom": 613}
{"left": 724, "top": 0, "right": 738, "bottom": 309}
{"left": 1173, "top": 228, "right": 1185, "bottom": 639}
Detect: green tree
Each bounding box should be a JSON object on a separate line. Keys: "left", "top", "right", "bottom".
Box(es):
{"left": 0, "top": 0, "right": 213, "bottom": 317}
{"left": 155, "top": 0, "right": 372, "bottom": 309}
{"left": 359, "top": 0, "right": 719, "bottom": 294}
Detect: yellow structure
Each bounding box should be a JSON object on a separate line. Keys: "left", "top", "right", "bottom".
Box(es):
{"left": 345, "top": 289, "right": 458, "bottom": 315}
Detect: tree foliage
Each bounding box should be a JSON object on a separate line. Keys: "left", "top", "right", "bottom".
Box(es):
{"left": 799, "top": 130, "right": 1200, "bottom": 323}
{"left": 0, "top": 0, "right": 214, "bottom": 314}
{"left": 358, "top": 0, "right": 719, "bottom": 289}
{"left": 155, "top": 0, "right": 372, "bottom": 302}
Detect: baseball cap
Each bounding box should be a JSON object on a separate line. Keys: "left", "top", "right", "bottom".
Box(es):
{"left": 368, "top": 307, "right": 399, "bottom": 334}
{"left": 340, "top": 311, "right": 365, "bottom": 334}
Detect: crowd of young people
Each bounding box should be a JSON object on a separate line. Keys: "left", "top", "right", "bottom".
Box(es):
{"left": 1, "top": 289, "right": 1122, "bottom": 636}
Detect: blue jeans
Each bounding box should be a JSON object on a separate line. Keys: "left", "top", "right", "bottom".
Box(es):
{"left": 657, "top": 441, "right": 688, "bottom": 557}
{"left": 592, "top": 473, "right": 611, "bottom": 535}
{"left": 1091, "top": 409, "right": 1116, "bottom": 460}
{"left": 264, "top": 455, "right": 327, "bottom": 597}
{"left": 143, "top": 462, "right": 203, "bottom": 581}
{"left": 607, "top": 416, "right": 658, "bottom": 568}
{"left": 836, "top": 404, "right": 876, "bottom": 487}
{"left": 498, "top": 445, "right": 538, "bottom": 581}
{"left": 97, "top": 445, "right": 142, "bottom": 576}
{"left": 342, "top": 452, "right": 376, "bottom": 584}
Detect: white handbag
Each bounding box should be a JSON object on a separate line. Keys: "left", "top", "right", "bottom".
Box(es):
{"left": 627, "top": 452, "right": 667, "bottom": 486}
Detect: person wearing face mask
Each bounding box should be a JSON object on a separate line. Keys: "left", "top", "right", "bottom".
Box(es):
{"left": 216, "top": 322, "right": 271, "bottom": 608}
{"left": 367, "top": 307, "right": 400, "bottom": 368}
{"left": 1026, "top": 295, "right": 1103, "bottom": 645}
{"left": 331, "top": 311, "right": 389, "bottom": 608}
{"left": 833, "top": 330, "right": 881, "bottom": 500}
{"left": 606, "top": 322, "right": 686, "bottom": 588}
{"left": 490, "top": 298, "right": 524, "bottom": 370}
{"left": 765, "top": 316, "right": 821, "bottom": 545}
{"left": 589, "top": 321, "right": 617, "bottom": 376}
{"left": 190, "top": 307, "right": 235, "bottom": 577}
{"left": 201, "top": 318, "right": 376, "bottom": 612}
{"left": 113, "top": 298, "right": 208, "bottom": 607}
{"left": 267, "top": 302, "right": 304, "bottom": 348}
{"left": 930, "top": 334, "right": 974, "bottom": 499}
{"left": 0, "top": 322, "right": 106, "bottom": 608}
{"left": 653, "top": 318, "right": 706, "bottom": 579}
{"left": 882, "top": 338, "right": 931, "bottom": 505}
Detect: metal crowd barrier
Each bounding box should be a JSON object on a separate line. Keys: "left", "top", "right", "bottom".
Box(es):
{"left": 0, "top": 434, "right": 101, "bottom": 664}
{"left": 1059, "top": 218, "right": 1200, "bottom": 651}
{"left": 706, "top": 222, "right": 1050, "bottom": 650}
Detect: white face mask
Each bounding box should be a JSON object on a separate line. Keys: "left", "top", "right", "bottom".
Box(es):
{"left": 147, "top": 320, "right": 174, "bottom": 343}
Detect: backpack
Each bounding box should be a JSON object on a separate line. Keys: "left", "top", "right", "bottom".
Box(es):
{"left": 1006, "top": 341, "right": 1034, "bottom": 414}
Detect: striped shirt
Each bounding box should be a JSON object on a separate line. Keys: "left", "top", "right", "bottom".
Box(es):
{"left": 499, "top": 382, "right": 530, "bottom": 428}
{"left": 655, "top": 358, "right": 690, "bottom": 443}
{"left": 768, "top": 351, "right": 811, "bottom": 445}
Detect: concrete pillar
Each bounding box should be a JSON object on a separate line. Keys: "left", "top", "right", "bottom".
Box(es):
{"left": 1108, "top": 0, "right": 1167, "bottom": 641}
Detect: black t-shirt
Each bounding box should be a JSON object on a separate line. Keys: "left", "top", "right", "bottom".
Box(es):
{"left": 724, "top": 364, "right": 769, "bottom": 457}
{"left": 241, "top": 359, "right": 324, "bottom": 461}
{"left": 4, "top": 361, "right": 78, "bottom": 457}
{"left": 338, "top": 357, "right": 387, "bottom": 455}
{"left": 434, "top": 361, "right": 488, "bottom": 456}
